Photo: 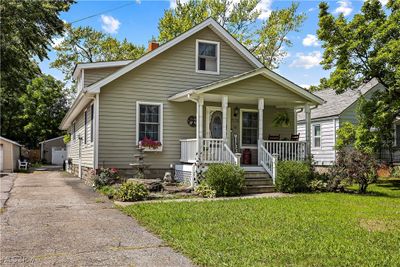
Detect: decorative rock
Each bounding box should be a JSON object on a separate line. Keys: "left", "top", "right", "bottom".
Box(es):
{"left": 127, "top": 178, "right": 163, "bottom": 192}
{"left": 163, "top": 172, "right": 174, "bottom": 183}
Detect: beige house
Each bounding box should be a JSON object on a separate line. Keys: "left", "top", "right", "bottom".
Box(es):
{"left": 60, "top": 18, "right": 323, "bottom": 189}
{"left": 0, "top": 136, "right": 22, "bottom": 173}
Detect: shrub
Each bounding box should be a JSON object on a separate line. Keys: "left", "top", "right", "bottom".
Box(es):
{"left": 330, "top": 147, "right": 377, "bottom": 193}
{"left": 275, "top": 161, "right": 312, "bottom": 193}
{"left": 203, "top": 164, "right": 245, "bottom": 197}
{"left": 391, "top": 166, "right": 400, "bottom": 178}
{"left": 93, "top": 168, "right": 119, "bottom": 188}
{"left": 98, "top": 185, "right": 116, "bottom": 199}
{"left": 309, "top": 179, "right": 328, "bottom": 192}
{"left": 115, "top": 181, "right": 149, "bottom": 202}
{"left": 195, "top": 183, "right": 216, "bottom": 198}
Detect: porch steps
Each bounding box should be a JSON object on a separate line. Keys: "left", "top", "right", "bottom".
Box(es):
{"left": 244, "top": 171, "right": 275, "bottom": 194}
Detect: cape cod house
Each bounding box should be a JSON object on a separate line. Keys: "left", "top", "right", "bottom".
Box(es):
{"left": 60, "top": 18, "right": 324, "bottom": 191}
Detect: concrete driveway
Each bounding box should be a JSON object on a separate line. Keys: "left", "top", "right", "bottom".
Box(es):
{"left": 0, "top": 171, "right": 194, "bottom": 266}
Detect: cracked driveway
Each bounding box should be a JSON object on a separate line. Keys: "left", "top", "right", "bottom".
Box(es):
{"left": 0, "top": 171, "right": 194, "bottom": 266}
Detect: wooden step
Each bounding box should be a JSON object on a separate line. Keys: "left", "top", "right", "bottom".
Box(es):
{"left": 244, "top": 185, "right": 275, "bottom": 194}
{"left": 245, "top": 178, "right": 273, "bottom": 186}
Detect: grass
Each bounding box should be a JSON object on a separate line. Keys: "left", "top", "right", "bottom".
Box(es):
{"left": 121, "top": 178, "right": 400, "bottom": 266}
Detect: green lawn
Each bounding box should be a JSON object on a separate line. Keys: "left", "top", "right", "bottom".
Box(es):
{"left": 121, "top": 178, "right": 400, "bottom": 266}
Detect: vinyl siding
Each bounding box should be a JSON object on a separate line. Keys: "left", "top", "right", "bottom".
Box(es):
{"left": 298, "top": 118, "right": 338, "bottom": 165}
{"left": 67, "top": 102, "right": 94, "bottom": 168}
{"left": 0, "top": 140, "right": 20, "bottom": 172}
{"left": 84, "top": 67, "right": 123, "bottom": 87}
{"left": 98, "top": 27, "right": 255, "bottom": 169}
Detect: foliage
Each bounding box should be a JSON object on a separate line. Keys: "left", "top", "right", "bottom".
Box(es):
{"left": 309, "top": 179, "right": 328, "bottom": 192}
{"left": 51, "top": 25, "right": 145, "bottom": 80}
{"left": 139, "top": 136, "right": 162, "bottom": 149}
{"left": 316, "top": 0, "right": 400, "bottom": 156}
{"left": 63, "top": 134, "right": 71, "bottom": 144}
{"left": 158, "top": 0, "right": 305, "bottom": 69}
{"left": 93, "top": 168, "right": 119, "bottom": 188}
{"left": 97, "top": 185, "right": 117, "bottom": 199}
{"left": 203, "top": 163, "right": 245, "bottom": 197}
{"left": 275, "top": 161, "right": 312, "bottom": 193}
{"left": 391, "top": 166, "right": 400, "bottom": 178}
{"left": 336, "top": 121, "right": 356, "bottom": 150}
{"left": 122, "top": 178, "right": 400, "bottom": 266}
{"left": 272, "top": 111, "right": 290, "bottom": 127}
{"left": 0, "top": 0, "right": 73, "bottom": 144}
{"left": 195, "top": 183, "right": 216, "bottom": 198}
{"left": 18, "top": 75, "right": 68, "bottom": 148}
{"left": 115, "top": 181, "right": 149, "bottom": 202}
{"left": 331, "top": 147, "right": 378, "bottom": 193}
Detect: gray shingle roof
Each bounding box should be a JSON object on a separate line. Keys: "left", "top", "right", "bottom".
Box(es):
{"left": 297, "top": 78, "right": 380, "bottom": 121}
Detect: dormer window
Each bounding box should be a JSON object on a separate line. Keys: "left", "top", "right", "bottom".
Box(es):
{"left": 196, "top": 40, "right": 220, "bottom": 74}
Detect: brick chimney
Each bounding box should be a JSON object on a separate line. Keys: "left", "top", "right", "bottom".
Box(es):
{"left": 148, "top": 40, "right": 159, "bottom": 52}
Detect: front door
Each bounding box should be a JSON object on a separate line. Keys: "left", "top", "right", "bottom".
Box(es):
{"left": 206, "top": 106, "right": 231, "bottom": 146}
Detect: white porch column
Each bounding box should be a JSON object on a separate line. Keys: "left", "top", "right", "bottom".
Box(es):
{"left": 197, "top": 96, "right": 204, "bottom": 158}
{"left": 222, "top": 95, "right": 228, "bottom": 142}
{"left": 258, "top": 98, "right": 264, "bottom": 165}
{"left": 305, "top": 104, "right": 312, "bottom": 160}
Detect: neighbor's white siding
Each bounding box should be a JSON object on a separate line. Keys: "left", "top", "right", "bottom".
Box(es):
{"left": 298, "top": 118, "right": 338, "bottom": 165}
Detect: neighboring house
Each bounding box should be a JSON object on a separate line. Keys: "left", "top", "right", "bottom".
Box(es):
{"left": 39, "top": 136, "right": 66, "bottom": 165}
{"left": 60, "top": 18, "right": 324, "bottom": 187}
{"left": 0, "top": 136, "right": 22, "bottom": 173}
{"left": 297, "top": 78, "right": 387, "bottom": 166}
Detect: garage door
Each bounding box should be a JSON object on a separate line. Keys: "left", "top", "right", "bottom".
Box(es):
{"left": 0, "top": 144, "right": 3, "bottom": 171}
{"left": 52, "top": 147, "right": 66, "bottom": 165}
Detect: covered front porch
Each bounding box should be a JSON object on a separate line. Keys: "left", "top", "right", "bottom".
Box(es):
{"left": 169, "top": 68, "right": 323, "bottom": 183}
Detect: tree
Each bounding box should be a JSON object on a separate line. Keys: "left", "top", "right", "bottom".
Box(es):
{"left": 317, "top": 0, "right": 400, "bottom": 158}
{"left": 51, "top": 25, "right": 146, "bottom": 80}
{"left": 19, "top": 75, "right": 69, "bottom": 148}
{"left": 0, "top": 0, "right": 74, "bottom": 142}
{"left": 158, "top": 0, "right": 305, "bottom": 69}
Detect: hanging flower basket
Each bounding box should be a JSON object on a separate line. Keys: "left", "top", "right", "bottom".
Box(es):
{"left": 139, "top": 137, "right": 162, "bottom": 151}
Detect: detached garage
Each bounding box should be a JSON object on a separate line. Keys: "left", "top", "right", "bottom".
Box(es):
{"left": 0, "top": 136, "right": 22, "bottom": 173}
{"left": 39, "top": 136, "right": 66, "bottom": 165}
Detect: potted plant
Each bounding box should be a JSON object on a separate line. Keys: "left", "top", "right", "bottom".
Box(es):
{"left": 139, "top": 136, "right": 162, "bottom": 151}
{"left": 272, "top": 111, "right": 290, "bottom": 128}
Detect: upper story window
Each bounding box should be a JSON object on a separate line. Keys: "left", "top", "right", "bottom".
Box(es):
{"left": 136, "top": 102, "right": 163, "bottom": 150}
{"left": 196, "top": 40, "right": 220, "bottom": 74}
{"left": 313, "top": 124, "right": 321, "bottom": 147}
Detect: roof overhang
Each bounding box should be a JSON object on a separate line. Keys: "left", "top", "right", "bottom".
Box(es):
{"left": 59, "top": 92, "right": 96, "bottom": 130}
{"left": 85, "top": 18, "right": 264, "bottom": 94}
{"left": 168, "top": 68, "right": 325, "bottom": 105}
{"left": 39, "top": 136, "right": 64, "bottom": 144}
{"left": 0, "top": 136, "right": 22, "bottom": 146}
{"left": 72, "top": 60, "right": 133, "bottom": 80}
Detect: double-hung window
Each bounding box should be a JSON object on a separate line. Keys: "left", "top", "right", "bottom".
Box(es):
{"left": 313, "top": 125, "right": 321, "bottom": 147}
{"left": 241, "top": 110, "right": 258, "bottom": 147}
{"left": 136, "top": 102, "right": 163, "bottom": 148}
{"left": 196, "top": 40, "right": 219, "bottom": 74}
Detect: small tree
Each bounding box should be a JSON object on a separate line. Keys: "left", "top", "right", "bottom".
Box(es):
{"left": 332, "top": 147, "right": 377, "bottom": 193}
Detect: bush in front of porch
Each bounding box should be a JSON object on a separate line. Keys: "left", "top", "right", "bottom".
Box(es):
{"left": 275, "top": 161, "right": 312, "bottom": 193}
{"left": 198, "top": 163, "right": 245, "bottom": 197}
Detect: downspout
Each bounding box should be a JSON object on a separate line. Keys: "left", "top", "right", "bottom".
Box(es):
{"left": 86, "top": 94, "right": 97, "bottom": 170}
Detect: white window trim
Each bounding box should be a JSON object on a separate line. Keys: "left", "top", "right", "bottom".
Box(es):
{"left": 136, "top": 101, "right": 163, "bottom": 152}
{"left": 313, "top": 124, "right": 321, "bottom": 148}
{"left": 195, "top": 39, "right": 220, "bottom": 75}
{"left": 239, "top": 109, "right": 258, "bottom": 149}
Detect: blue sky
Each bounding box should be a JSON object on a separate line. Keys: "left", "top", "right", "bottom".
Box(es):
{"left": 40, "top": 0, "right": 368, "bottom": 88}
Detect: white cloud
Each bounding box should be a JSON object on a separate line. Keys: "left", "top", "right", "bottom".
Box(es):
{"left": 334, "top": 0, "right": 352, "bottom": 17}
{"left": 308, "top": 8, "right": 315, "bottom": 12}
{"left": 169, "top": 0, "right": 190, "bottom": 9}
{"left": 256, "top": 0, "right": 273, "bottom": 20}
{"left": 289, "top": 51, "right": 322, "bottom": 69}
{"left": 302, "top": 34, "right": 320, "bottom": 47}
{"left": 300, "top": 84, "right": 311, "bottom": 89}
{"left": 100, "top": 15, "right": 121, "bottom": 34}
{"left": 51, "top": 36, "right": 65, "bottom": 48}
{"left": 379, "top": 0, "right": 388, "bottom": 5}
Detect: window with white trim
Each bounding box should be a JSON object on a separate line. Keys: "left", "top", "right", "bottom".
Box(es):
{"left": 196, "top": 40, "right": 219, "bottom": 74}
{"left": 241, "top": 110, "right": 258, "bottom": 146}
{"left": 84, "top": 109, "right": 87, "bottom": 144}
{"left": 313, "top": 124, "right": 321, "bottom": 147}
{"left": 136, "top": 102, "right": 163, "bottom": 144}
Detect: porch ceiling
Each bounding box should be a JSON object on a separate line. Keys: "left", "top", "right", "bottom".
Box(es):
{"left": 168, "top": 67, "right": 325, "bottom": 106}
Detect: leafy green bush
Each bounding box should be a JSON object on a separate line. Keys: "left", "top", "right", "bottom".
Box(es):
{"left": 93, "top": 168, "right": 119, "bottom": 188}
{"left": 98, "top": 185, "right": 116, "bottom": 199}
{"left": 309, "top": 179, "right": 328, "bottom": 192}
{"left": 391, "top": 166, "right": 400, "bottom": 178}
{"left": 276, "top": 161, "right": 312, "bottom": 193}
{"left": 115, "top": 181, "right": 149, "bottom": 202}
{"left": 203, "top": 164, "right": 245, "bottom": 197}
{"left": 195, "top": 183, "right": 216, "bottom": 198}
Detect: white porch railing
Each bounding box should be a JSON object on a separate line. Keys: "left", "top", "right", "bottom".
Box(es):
{"left": 259, "top": 145, "right": 277, "bottom": 183}
{"left": 180, "top": 139, "right": 197, "bottom": 163}
{"left": 264, "top": 141, "right": 307, "bottom": 161}
{"left": 202, "top": 138, "right": 224, "bottom": 163}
